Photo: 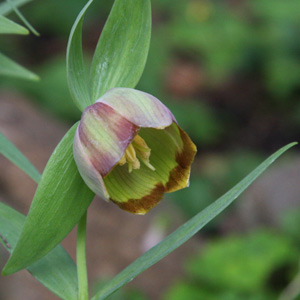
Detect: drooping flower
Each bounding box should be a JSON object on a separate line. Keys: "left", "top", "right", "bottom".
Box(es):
{"left": 73, "top": 88, "right": 197, "bottom": 215}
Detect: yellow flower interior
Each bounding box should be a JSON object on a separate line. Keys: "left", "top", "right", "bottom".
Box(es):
{"left": 118, "top": 134, "right": 155, "bottom": 173}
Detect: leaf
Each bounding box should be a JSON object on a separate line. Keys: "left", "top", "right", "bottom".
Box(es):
{"left": 2, "top": 123, "right": 95, "bottom": 275}
{"left": 91, "top": 142, "right": 297, "bottom": 300}
{"left": 0, "top": 51, "right": 39, "bottom": 81}
{"left": 0, "top": 0, "right": 32, "bottom": 16}
{"left": 0, "top": 15, "right": 28, "bottom": 34}
{"left": 66, "top": 0, "right": 93, "bottom": 111}
{"left": 0, "top": 201, "right": 78, "bottom": 300}
{"left": 0, "top": 132, "right": 41, "bottom": 183}
{"left": 5, "top": 0, "right": 39, "bottom": 36}
{"left": 89, "top": 0, "right": 151, "bottom": 102}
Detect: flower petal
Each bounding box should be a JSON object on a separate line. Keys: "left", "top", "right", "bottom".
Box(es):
{"left": 165, "top": 124, "right": 197, "bottom": 192}
{"left": 74, "top": 102, "right": 139, "bottom": 198}
{"left": 103, "top": 123, "right": 196, "bottom": 214}
{"left": 73, "top": 127, "right": 109, "bottom": 200}
{"left": 97, "top": 88, "right": 175, "bottom": 128}
{"left": 139, "top": 123, "right": 197, "bottom": 193}
{"left": 104, "top": 163, "right": 165, "bottom": 215}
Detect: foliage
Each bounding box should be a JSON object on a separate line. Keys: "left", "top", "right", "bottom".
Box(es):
{"left": 0, "top": 0, "right": 39, "bottom": 80}
{"left": 0, "top": 0, "right": 299, "bottom": 299}
{"left": 0, "top": 201, "right": 78, "bottom": 300}
{"left": 164, "top": 230, "right": 299, "bottom": 300}
{"left": 142, "top": 0, "right": 300, "bottom": 98}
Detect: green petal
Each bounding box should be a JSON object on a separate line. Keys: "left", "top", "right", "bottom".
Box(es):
{"left": 103, "top": 123, "right": 196, "bottom": 214}
{"left": 104, "top": 163, "right": 164, "bottom": 215}
{"left": 140, "top": 123, "right": 197, "bottom": 192}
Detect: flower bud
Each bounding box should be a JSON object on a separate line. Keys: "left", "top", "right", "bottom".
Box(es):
{"left": 73, "top": 88, "right": 197, "bottom": 215}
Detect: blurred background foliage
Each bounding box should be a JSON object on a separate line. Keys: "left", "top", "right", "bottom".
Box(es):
{"left": 164, "top": 229, "right": 300, "bottom": 300}
{"left": 1, "top": 0, "right": 300, "bottom": 299}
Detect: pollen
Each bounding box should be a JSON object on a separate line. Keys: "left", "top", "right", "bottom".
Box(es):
{"left": 118, "top": 134, "right": 155, "bottom": 172}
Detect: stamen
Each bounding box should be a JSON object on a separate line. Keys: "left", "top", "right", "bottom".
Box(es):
{"left": 118, "top": 134, "right": 155, "bottom": 172}
{"left": 138, "top": 155, "right": 155, "bottom": 171}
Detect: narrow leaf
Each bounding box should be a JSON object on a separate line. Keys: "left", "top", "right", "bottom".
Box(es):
{"left": 90, "top": 0, "right": 151, "bottom": 101}
{"left": 0, "top": 201, "right": 78, "bottom": 300}
{"left": 0, "top": 132, "right": 41, "bottom": 183}
{"left": 0, "top": 51, "right": 39, "bottom": 81}
{"left": 0, "top": 15, "right": 28, "bottom": 34}
{"left": 91, "top": 142, "right": 297, "bottom": 300}
{"left": 66, "top": 0, "right": 93, "bottom": 111}
{"left": 2, "top": 123, "right": 95, "bottom": 275}
{"left": 0, "top": 0, "right": 31, "bottom": 16}
{"left": 5, "top": 0, "right": 39, "bottom": 36}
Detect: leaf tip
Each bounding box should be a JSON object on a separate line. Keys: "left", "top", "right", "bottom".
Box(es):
{"left": 20, "top": 28, "right": 29, "bottom": 35}
{"left": 30, "top": 73, "right": 40, "bottom": 81}
{"left": 1, "top": 254, "right": 25, "bottom": 276}
{"left": 1, "top": 265, "right": 12, "bottom": 276}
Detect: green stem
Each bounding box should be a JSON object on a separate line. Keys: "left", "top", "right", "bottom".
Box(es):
{"left": 77, "top": 211, "right": 89, "bottom": 300}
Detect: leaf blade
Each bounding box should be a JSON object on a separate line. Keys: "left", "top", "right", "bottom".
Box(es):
{"left": 66, "top": 0, "right": 93, "bottom": 111}
{"left": 89, "top": 0, "right": 151, "bottom": 101}
{"left": 5, "top": 0, "right": 39, "bottom": 36}
{"left": 91, "top": 142, "right": 297, "bottom": 300}
{"left": 0, "top": 132, "right": 41, "bottom": 183}
{"left": 0, "top": 0, "right": 32, "bottom": 16}
{"left": 0, "top": 15, "right": 28, "bottom": 35}
{"left": 0, "top": 201, "right": 78, "bottom": 300}
{"left": 0, "top": 51, "right": 39, "bottom": 81}
{"left": 2, "top": 123, "right": 95, "bottom": 275}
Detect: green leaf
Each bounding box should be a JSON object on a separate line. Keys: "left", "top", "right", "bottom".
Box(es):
{"left": 0, "top": 132, "right": 41, "bottom": 183}
{"left": 5, "top": 0, "right": 39, "bottom": 36}
{"left": 0, "top": 51, "right": 39, "bottom": 81}
{"left": 0, "top": 201, "right": 78, "bottom": 300}
{"left": 0, "top": 15, "right": 28, "bottom": 34}
{"left": 67, "top": 0, "right": 151, "bottom": 110}
{"left": 66, "top": 0, "right": 93, "bottom": 111}
{"left": 2, "top": 123, "right": 95, "bottom": 275}
{"left": 90, "top": 0, "right": 151, "bottom": 102}
{"left": 0, "top": 0, "right": 32, "bottom": 16}
{"left": 91, "top": 142, "right": 297, "bottom": 300}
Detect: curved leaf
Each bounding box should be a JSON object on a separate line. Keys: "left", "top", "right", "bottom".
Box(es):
{"left": 66, "top": 0, "right": 93, "bottom": 111}
{"left": 91, "top": 142, "right": 297, "bottom": 300}
{"left": 0, "top": 132, "right": 41, "bottom": 183}
{"left": 2, "top": 123, "right": 95, "bottom": 275}
{"left": 0, "top": 202, "right": 78, "bottom": 300}
{"left": 90, "top": 0, "right": 151, "bottom": 101}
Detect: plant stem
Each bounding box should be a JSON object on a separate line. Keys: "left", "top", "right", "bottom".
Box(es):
{"left": 77, "top": 211, "right": 89, "bottom": 300}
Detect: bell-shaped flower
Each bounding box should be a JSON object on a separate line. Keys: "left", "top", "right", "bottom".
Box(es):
{"left": 73, "top": 88, "right": 197, "bottom": 215}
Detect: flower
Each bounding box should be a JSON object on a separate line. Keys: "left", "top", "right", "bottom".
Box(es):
{"left": 73, "top": 88, "right": 197, "bottom": 215}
